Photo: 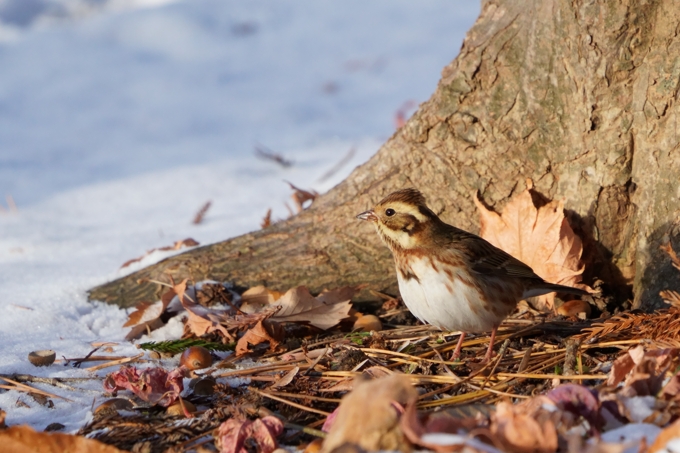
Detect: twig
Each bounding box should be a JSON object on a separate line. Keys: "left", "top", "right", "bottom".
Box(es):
{"left": 85, "top": 353, "right": 144, "bottom": 372}
{"left": 283, "top": 422, "right": 327, "bottom": 439}
{"left": 0, "top": 376, "right": 73, "bottom": 402}
{"left": 253, "top": 388, "right": 331, "bottom": 416}
{"left": 1, "top": 374, "right": 79, "bottom": 392}
{"left": 266, "top": 390, "right": 341, "bottom": 403}
{"left": 496, "top": 372, "right": 606, "bottom": 380}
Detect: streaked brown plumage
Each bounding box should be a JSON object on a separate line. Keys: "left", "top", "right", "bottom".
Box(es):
{"left": 357, "top": 188, "right": 588, "bottom": 362}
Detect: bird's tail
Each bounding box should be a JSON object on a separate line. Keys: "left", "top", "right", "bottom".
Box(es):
{"left": 523, "top": 282, "right": 590, "bottom": 298}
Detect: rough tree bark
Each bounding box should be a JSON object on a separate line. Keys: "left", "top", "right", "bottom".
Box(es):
{"left": 90, "top": 0, "right": 680, "bottom": 311}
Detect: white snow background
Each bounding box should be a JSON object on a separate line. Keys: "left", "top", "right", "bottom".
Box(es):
{"left": 0, "top": 0, "right": 479, "bottom": 432}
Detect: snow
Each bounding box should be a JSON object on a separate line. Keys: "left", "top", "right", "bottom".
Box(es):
{"left": 0, "top": 0, "right": 480, "bottom": 432}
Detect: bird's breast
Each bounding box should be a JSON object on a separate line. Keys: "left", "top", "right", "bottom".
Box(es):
{"left": 395, "top": 256, "right": 511, "bottom": 333}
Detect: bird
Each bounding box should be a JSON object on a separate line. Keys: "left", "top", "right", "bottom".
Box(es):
{"left": 356, "top": 188, "right": 589, "bottom": 362}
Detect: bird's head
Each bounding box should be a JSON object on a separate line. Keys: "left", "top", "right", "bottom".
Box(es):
{"left": 356, "top": 188, "right": 437, "bottom": 250}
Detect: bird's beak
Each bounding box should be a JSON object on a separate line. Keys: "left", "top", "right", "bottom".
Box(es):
{"left": 356, "top": 210, "right": 378, "bottom": 222}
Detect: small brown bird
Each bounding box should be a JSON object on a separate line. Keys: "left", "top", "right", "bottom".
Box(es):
{"left": 357, "top": 188, "right": 588, "bottom": 362}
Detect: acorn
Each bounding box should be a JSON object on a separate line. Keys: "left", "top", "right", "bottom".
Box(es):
{"left": 353, "top": 315, "right": 382, "bottom": 332}
{"left": 166, "top": 399, "right": 196, "bottom": 416}
{"left": 180, "top": 346, "right": 213, "bottom": 370}
{"left": 28, "top": 350, "right": 56, "bottom": 367}
{"left": 557, "top": 300, "right": 592, "bottom": 318}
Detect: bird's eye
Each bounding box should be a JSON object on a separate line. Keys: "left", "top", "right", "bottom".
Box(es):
{"left": 385, "top": 208, "right": 395, "bottom": 217}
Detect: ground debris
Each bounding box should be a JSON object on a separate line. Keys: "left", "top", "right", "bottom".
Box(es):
{"left": 15, "top": 281, "right": 680, "bottom": 452}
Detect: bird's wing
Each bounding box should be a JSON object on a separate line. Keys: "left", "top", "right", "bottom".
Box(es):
{"left": 445, "top": 226, "right": 543, "bottom": 280}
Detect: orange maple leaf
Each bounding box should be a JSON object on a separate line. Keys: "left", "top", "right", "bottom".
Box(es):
{"left": 473, "top": 179, "right": 589, "bottom": 311}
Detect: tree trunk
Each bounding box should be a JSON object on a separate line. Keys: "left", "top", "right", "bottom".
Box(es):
{"left": 89, "top": 0, "right": 680, "bottom": 311}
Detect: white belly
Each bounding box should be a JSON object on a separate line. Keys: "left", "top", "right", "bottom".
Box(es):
{"left": 396, "top": 258, "right": 504, "bottom": 333}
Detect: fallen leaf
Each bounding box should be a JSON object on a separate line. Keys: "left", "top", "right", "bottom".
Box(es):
{"left": 647, "top": 417, "right": 680, "bottom": 452}
{"left": 607, "top": 346, "right": 678, "bottom": 395}
{"left": 217, "top": 416, "right": 284, "bottom": 453}
{"left": 261, "top": 208, "right": 272, "bottom": 229}
{"left": 193, "top": 201, "right": 211, "bottom": 225}
{"left": 545, "top": 384, "right": 602, "bottom": 433}
{"left": 286, "top": 181, "right": 318, "bottom": 212}
{"left": 242, "top": 286, "right": 353, "bottom": 330}
{"left": 120, "top": 238, "right": 199, "bottom": 269}
{"left": 474, "top": 179, "right": 590, "bottom": 310}
{"left": 490, "top": 400, "right": 559, "bottom": 453}
{"left": 321, "top": 374, "right": 417, "bottom": 453}
{"left": 236, "top": 320, "right": 284, "bottom": 355}
{"left": 123, "top": 300, "right": 156, "bottom": 328}
{"left": 241, "top": 286, "right": 283, "bottom": 308}
{"left": 271, "top": 366, "right": 299, "bottom": 389}
{"left": 175, "top": 279, "right": 233, "bottom": 339}
{"left": 125, "top": 282, "right": 182, "bottom": 341}
{"left": 0, "top": 425, "right": 125, "bottom": 453}
{"left": 103, "top": 365, "right": 184, "bottom": 407}
{"left": 400, "top": 400, "right": 483, "bottom": 453}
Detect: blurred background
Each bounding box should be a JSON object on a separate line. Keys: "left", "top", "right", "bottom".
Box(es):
{"left": 0, "top": 0, "right": 479, "bottom": 213}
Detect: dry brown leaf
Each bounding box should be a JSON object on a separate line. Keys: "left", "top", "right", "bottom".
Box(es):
{"left": 123, "top": 300, "right": 155, "bottom": 327}
{"left": 0, "top": 425, "right": 125, "bottom": 453}
{"left": 125, "top": 284, "right": 180, "bottom": 341}
{"left": 272, "top": 286, "right": 353, "bottom": 330}
{"left": 193, "top": 201, "right": 211, "bottom": 224}
{"left": 648, "top": 416, "right": 680, "bottom": 452}
{"left": 242, "top": 286, "right": 353, "bottom": 330}
{"left": 236, "top": 320, "right": 284, "bottom": 355}
{"left": 261, "top": 208, "right": 272, "bottom": 229}
{"left": 241, "top": 286, "right": 283, "bottom": 308}
{"left": 490, "top": 401, "right": 559, "bottom": 453}
{"left": 176, "top": 280, "right": 234, "bottom": 340}
{"left": 321, "top": 374, "right": 417, "bottom": 453}
{"left": 271, "top": 366, "right": 299, "bottom": 388}
{"left": 286, "top": 181, "right": 318, "bottom": 212}
{"left": 217, "top": 415, "right": 284, "bottom": 453}
{"left": 474, "top": 179, "right": 589, "bottom": 310}
{"left": 120, "top": 238, "right": 200, "bottom": 269}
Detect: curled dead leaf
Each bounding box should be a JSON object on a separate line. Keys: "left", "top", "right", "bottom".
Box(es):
{"left": 321, "top": 374, "right": 417, "bottom": 453}
{"left": 103, "top": 365, "right": 184, "bottom": 407}
{"left": 241, "top": 286, "right": 354, "bottom": 330}
{"left": 490, "top": 400, "right": 559, "bottom": 453}
{"left": 286, "top": 181, "right": 318, "bottom": 212}
{"left": 236, "top": 319, "right": 284, "bottom": 355}
{"left": 0, "top": 425, "right": 125, "bottom": 453}
{"left": 217, "top": 416, "right": 284, "bottom": 453}
{"left": 120, "top": 238, "right": 199, "bottom": 269}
